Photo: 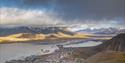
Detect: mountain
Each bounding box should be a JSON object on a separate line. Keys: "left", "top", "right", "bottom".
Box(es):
{"left": 86, "top": 33, "right": 125, "bottom": 63}
{"left": 0, "top": 26, "right": 91, "bottom": 43}
{"left": 0, "top": 26, "right": 74, "bottom": 36}
{"left": 0, "top": 33, "right": 46, "bottom": 43}
{"left": 99, "top": 33, "right": 125, "bottom": 51}
{"left": 76, "top": 27, "right": 125, "bottom": 35}
{"left": 93, "top": 27, "right": 119, "bottom": 34}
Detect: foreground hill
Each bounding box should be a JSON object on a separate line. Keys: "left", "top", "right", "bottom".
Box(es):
{"left": 86, "top": 33, "right": 125, "bottom": 63}
{"left": 86, "top": 51, "right": 125, "bottom": 63}
{"left": 99, "top": 33, "right": 125, "bottom": 51}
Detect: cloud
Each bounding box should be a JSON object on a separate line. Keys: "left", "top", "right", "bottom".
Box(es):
{"left": 54, "top": 0, "right": 125, "bottom": 20}
{"left": 0, "top": 7, "right": 65, "bottom": 26}
{"left": 0, "top": 7, "right": 124, "bottom": 28}
{"left": 1, "top": 0, "right": 125, "bottom": 20}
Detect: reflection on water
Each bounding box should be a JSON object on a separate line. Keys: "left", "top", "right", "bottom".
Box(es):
{"left": 64, "top": 41, "right": 102, "bottom": 47}
{"left": 0, "top": 40, "right": 102, "bottom": 63}
{"left": 0, "top": 43, "right": 58, "bottom": 63}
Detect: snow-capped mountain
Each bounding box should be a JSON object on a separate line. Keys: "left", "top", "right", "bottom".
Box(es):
{"left": 68, "top": 27, "right": 125, "bottom": 35}
{"left": 0, "top": 26, "right": 75, "bottom": 36}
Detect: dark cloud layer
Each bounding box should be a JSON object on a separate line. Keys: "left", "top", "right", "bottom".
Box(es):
{"left": 20, "top": 0, "right": 125, "bottom": 20}
{"left": 1, "top": 0, "right": 125, "bottom": 20}
{"left": 0, "top": 0, "right": 125, "bottom": 27}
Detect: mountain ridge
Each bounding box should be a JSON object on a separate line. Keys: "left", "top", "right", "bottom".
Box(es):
{"left": 99, "top": 33, "right": 125, "bottom": 51}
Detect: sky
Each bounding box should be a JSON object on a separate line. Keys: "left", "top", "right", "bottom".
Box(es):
{"left": 0, "top": 0, "right": 125, "bottom": 28}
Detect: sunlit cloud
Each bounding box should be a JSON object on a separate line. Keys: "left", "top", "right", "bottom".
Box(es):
{"left": 0, "top": 7, "right": 65, "bottom": 26}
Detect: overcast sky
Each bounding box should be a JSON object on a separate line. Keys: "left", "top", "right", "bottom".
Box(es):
{"left": 0, "top": 0, "right": 125, "bottom": 28}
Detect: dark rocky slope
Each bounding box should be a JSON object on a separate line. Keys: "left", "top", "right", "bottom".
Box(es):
{"left": 86, "top": 51, "right": 125, "bottom": 63}
{"left": 99, "top": 33, "right": 125, "bottom": 51}
{"left": 86, "top": 33, "right": 125, "bottom": 63}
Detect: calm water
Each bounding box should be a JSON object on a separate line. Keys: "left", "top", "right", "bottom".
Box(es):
{"left": 0, "top": 40, "right": 102, "bottom": 63}
{"left": 0, "top": 42, "right": 58, "bottom": 63}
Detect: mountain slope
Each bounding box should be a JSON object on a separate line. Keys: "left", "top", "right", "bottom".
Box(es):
{"left": 0, "top": 27, "right": 90, "bottom": 43}
{"left": 0, "top": 26, "right": 74, "bottom": 36}
{"left": 86, "top": 51, "right": 125, "bottom": 63}
{"left": 86, "top": 33, "right": 125, "bottom": 63}
{"left": 99, "top": 33, "right": 125, "bottom": 51}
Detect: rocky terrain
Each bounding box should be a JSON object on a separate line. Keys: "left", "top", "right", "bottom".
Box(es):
{"left": 99, "top": 33, "right": 125, "bottom": 51}
{"left": 86, "top": 51, "right": 125, "bottom": 63}
{"left": 86, "top": 33, "right": 125, "bottom": 63}
{"left": 5, "top": 33, "right": 125, "bottom": 63}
